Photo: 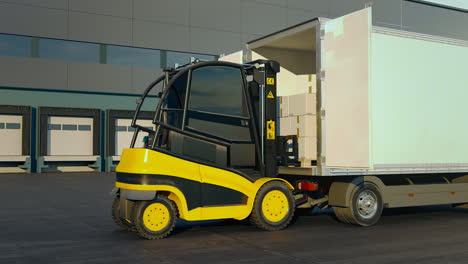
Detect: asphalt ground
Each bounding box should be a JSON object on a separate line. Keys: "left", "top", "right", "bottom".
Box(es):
{"left": 1, "top": 172, "right": 468, "bottom": 264}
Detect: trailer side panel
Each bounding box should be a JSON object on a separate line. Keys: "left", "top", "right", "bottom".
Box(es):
{"left": 371, "top": 32, "right": 468, "bottom": 166}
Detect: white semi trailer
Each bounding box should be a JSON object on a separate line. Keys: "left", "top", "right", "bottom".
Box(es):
{"left": 237, "top": 7, "right": 468, "bottom": 226}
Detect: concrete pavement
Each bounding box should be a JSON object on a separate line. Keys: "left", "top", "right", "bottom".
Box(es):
{"left": 1, "top": 172, "right": 468, "bottom": 264}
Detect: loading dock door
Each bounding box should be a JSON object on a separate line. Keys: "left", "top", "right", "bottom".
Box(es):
{"left": 0, "top": 115, "right": 22, "bottom": 156}
{"left": 115, "top": 119, "right": 153, "bottom": 156}
{"left": 47, "top": 116, "right": 94, "bottom": 156}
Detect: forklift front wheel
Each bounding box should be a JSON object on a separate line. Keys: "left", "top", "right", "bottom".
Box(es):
{"left": 132, "top": 195, "right": 178, "bottom": 240}
{"left": 249, "top": 181, "right": 295, "bottom": 231}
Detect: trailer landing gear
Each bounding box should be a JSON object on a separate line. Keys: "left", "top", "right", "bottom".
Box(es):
{"left": 249, "top": 181, "right": 295, "bottom": 231}
{"left": 334, "top": 183, "right": 383, "bottom": 226}
{"left": 132, "top": 195, "right": 178, "bottom": 240}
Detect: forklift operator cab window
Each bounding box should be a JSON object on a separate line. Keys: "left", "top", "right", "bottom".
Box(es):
{"left": 163, "top": 72, "right": 188, "bottom": 129}
{"left": 183, "top": 65, "right": 255, "bottom": 168}
{"left": 189, "top": 66, "right": 247, "bottom": 117}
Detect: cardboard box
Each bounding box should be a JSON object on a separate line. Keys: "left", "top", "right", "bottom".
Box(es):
{"left": 289, "top": 93, "right": 316, "bottom": 116}
{"left": 298, "top": 136, "right": 317, "bottom": 160}
{"left": 296, "top": 74, "right": 317, "bottom": 94}
{"left": 279, "top": 116, "right": 295, "bottom": 136}
{"left": 279, "top": 96, "right": 289, "bottom": 117}
{"left": 297, "top": 115, "right": 316, "bottom": 138}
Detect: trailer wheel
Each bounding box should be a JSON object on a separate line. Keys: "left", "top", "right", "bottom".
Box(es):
{"left": 132, "top": 195, "right": 177, "bottom": 240}
{"left": 249, "top": 181, "right": 295, "bottom": 231}
{"left": 334, "top": 182, "right": 383, "bottom": 226}
{"left": 111, "top": 196, "right": 135, "bottom": 232}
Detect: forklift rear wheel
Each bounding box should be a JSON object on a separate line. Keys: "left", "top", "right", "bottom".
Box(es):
{"left": 132, "top": 195, "right": 177, "bottom": 240}
{"left": 249, "top": 181, "right": 295, "bottom": 231}
{"left": 334, "top": 182, "right": 383, "bottom": 226}
{"left": 111, "top": 196, "right": 135, "bottom": 232}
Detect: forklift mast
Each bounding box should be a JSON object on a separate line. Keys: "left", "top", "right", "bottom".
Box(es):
{"left": 246, "top": 60, "right": 280, "bottom": 178}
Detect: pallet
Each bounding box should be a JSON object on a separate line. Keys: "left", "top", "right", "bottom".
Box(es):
{"left": 298, "top": 158, "right": 316, "bottom": 168}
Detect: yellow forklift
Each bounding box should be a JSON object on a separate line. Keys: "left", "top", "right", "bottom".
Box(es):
{"left": 111, "top": 59, "right": 302, "bottom": 239}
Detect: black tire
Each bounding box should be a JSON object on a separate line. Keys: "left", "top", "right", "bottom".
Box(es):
{"left": 132, "top": 195, "right": 178, "bottom": 240}
{"left": 111, "top": 196, "right": 136, "bottom": 232}
{"left": 249, "top": 181, "right": 295, "bottom": 231}
{"left": 334, "top": 182, "right": 383, "bottom": 227}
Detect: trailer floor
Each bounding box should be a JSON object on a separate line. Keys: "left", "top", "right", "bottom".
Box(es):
{"left": 1, "top": 172, "right": 468, "bottom": 264}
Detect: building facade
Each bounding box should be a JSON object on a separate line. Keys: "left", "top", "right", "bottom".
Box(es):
{"left": 0, "top": 0, "right": 466, "bottom": 172}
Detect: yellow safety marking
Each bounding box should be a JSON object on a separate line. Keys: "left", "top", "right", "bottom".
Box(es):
{"left": 143, "top": 202, "right": 170, "bottom": 232}
{"left": 266, "top": 78, "right": 275, "bottom": 85}
{"left": 266, "top": 120, "right": 275, "bottom": 140}
{"left": 297, "top": 116, "right": 299, "bottom": 123}
{"left": 267, "top": 90, "right": 274, "bottom": 99}
{"left": 308, "top": 74, "right": 312, "bottom": 82}
{"left": 262, "top": 190, "right": 289, "bottom": 222}
{"left": 309, "top": 86, "right": 312, "bottom": 93}
{"left": 297, "top": 128, "right": 300, "bottom": 137}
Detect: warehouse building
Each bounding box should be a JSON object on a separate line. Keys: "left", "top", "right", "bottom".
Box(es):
{"left": 0, "top": 0, "right": 466, "bottom": 173}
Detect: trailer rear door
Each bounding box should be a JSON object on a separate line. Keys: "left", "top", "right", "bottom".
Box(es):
{"left": 323, "top": 8, "right": 372, "bottom": 169}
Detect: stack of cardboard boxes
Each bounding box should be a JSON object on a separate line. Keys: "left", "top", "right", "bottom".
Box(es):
{"left": 279, "top": 74, "right": 317, "bottom": 165}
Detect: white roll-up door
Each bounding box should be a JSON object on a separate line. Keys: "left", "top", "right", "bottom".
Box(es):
{"left": 47, "top": 116, "right": 93, "bottom": 156}
{"left": 0, "top": 115, "right": 23, "bottom": 156}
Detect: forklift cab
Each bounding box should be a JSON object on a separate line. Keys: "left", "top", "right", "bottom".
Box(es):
{"left": 130, "top": 60, "right": 280, "bottom": 178}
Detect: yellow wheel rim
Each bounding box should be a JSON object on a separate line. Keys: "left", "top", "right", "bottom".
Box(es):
{"left": 142, "top": 203, "right": 170, "bottom": 232}
{"left": 261, "top": 190, "right": 289, "bottom": 222}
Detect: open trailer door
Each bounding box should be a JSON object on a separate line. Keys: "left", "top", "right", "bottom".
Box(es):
{"left": 323, "top": 8, "right": 372, "bottom": 169}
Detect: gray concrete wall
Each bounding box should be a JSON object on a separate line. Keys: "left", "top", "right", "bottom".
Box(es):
{"left": 0, "top": 0, "right": 466, "bottom": 56}
{"left": 0, "top": 0, "right": 466, "bottom": 95}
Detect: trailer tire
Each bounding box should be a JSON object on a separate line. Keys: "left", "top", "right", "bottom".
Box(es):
{"left": 111, "top": 196, "right": 135, "bottom": 232}
{"left": 334, "top": 207, "right": 352, "bottom": 224}
{"left": 334, "top": 182, "right": 383, "bottom": 227}
{"left": 132, "top": 195, "right": 178, "bottom": 240}
{"left": 249, "top": 181, "right": 295, "bottom": 231}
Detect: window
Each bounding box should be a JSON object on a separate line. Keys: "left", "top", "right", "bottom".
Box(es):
{"left": 0, "top": 34, "right": 30, "bottom": 57}
{"left": 167, "top": 51, "right": 216, "bottom": 67}
{"left": 189, "top": 66, "right": 245, "bottom": 117}
{"left": 39, "top": 38, "right": 99, "bottom": 63}
{"left": 6, "top": 123, "right": 21, "bottom": 129}
{"left": 0, "top": 34, "right": 219, "bottom": 70}
{"left": 165, "top": 72, "right": 188, "bottom": 109}
{"left": 62, "top": 124, "right": 77, "bottom": 131}
{"left": 414, "top": 0, "right": 468, "bottom": 11}
{"left": 107, "top": 45, "right": 160, "bottom": 68}
{"left": 78, "top": 125, "right": 91, "bottom": 131}
{"left": 163, "top": 72, "right": 188, "bottom": 129}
